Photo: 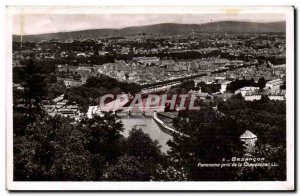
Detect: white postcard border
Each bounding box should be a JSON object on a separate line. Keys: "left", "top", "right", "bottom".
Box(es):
{"left": 6, "top": 6, "right": 294, "bottom": 191}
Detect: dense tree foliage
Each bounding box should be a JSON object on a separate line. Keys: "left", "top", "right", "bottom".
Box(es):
{"left": 65, "top": 75, "right": 141, "bottom": 112}
{"left": 14, "top": 113, "right": 167, "bottom": 181}
{"left": 168, "top": 108, "right": 244, "bottom": 181}
{"left": 23, "top": 58, "right": 47, "bottom": 108}
{"left": 226, "top": 78, "right": 266, "bottom": 92}
{"left": 105, "top": 155, "right": 149, "bottom": 181}
{"left": 217, "top": 98, "right": 286, "bottom": 180}
{"left": 13, "top": 57, "right": 49, "bottom": 137}
{"left": 235, "top": 142, "right": 286, "bottom": 181}
{"left": 46, "top": 81, "right": 66, "bottom": 99}
{"left": 218, "top": 98, "right": 286, "bottom": 145}
{"left": 166, "top": 95, "right": 286, "bottom": 181}
{"left": 168, "top": 80, "right": 195, "bottom": 94}
{"left": 14, "top": 115, "right": 93, "bottom": 181}
{"left": 104, "top": 129, "right": 164, "bottom": 181}
{"left": 197, "top": 81, "right": 221, "bottom": 93}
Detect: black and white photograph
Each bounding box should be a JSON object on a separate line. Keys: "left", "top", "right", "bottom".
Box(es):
{"left": 5, "top": 5, "right": 295, "bottom": 191}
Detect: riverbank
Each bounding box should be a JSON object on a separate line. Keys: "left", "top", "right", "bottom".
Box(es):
{"left": 118, "top": 115, "right": 172, "bottom": 153}
{"left": 153, "top": 112, "right": 187, "bottom": 137}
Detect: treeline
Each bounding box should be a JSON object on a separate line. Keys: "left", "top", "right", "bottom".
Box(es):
{"left": 168, "top": 78, "right": 267, "bottom": 94}
{"left": 226, "top": 78, "right": 267, "bottom": 92}
{"left": 218, "top": 98, "right": 286, "bottom": 145}
{"left": 17, "top": 53, "right": 116, "bottom": 67}
{"left": 170, "top": 108, "right": 244, "bottom": 180}
{"left": 13, "top": 59, "right": 56, "bottom": 84}
{"left": 217, "top": 98, "right": 286, "bottom": 180}
{"left": 169, "top": 97, "right": 286, "bottom": 181}
{"left": 14, "top": 40, "right": 285, "bottom": 68}
{"left": 197, "top": 81, "right": 221, "bottom": 93}
{"left": 66, "top": 75, "right": 141, "bottom": 112}
{"left": 14, "top": 57, "right": 141, "bottom": 113}
{"left": 14, "top": 113, "right": 185, "bottom": 181}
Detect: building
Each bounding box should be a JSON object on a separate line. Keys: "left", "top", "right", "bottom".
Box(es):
{"left": 220, "top": 81, "right": 232, "bottom": 93}
{"left": 265, "top": 79, "right": 284, "bottom": 93}
{"left": 230, "top": 60, "right": 244, "bottom": 67}
{"left": 240, "top": 130, "right": 257, "bottom": 143}
{"left": 189, "top": 90, "right": 212, "bottom": 100}
{"left": 53, "top": 94, "right": 65, "bottom": 103}
{"left": 132, "top": 56, "right": 160, "bottom": 65}
{"left": 76, "top": 67, "right": 92, "bottom": 74}
{"left": 268, "top": 95, "right": 285, "bottom": 101}
{"left": 76, "top": 67, "right": 93, "bottom": 82}
{"left": 240, "top": 130, "right": 257, "bottom": 156}
{"left": 44, "top": 96, "right": 82, "bottom": 121}
{"left": 57, "top": 65, "right": 79, "bottom": 73}
{"left": 63, "top": 79, "right": 82, "bottom": 88}
{"left": 159, "top": 59, "right": 175, "bottom": 67}
{"left": 13, "top": 83, "right": 24, "bottom": 90}
{"left": 235, "top": 86, "right": 260, "bottom": 97}
{"left": 244, "top": 95, "right": 262, "bottom": 101}
{"left": 166, "top": 63, "right": 188, "bottom": 72}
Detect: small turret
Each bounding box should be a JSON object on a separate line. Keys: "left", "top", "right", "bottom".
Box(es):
{"left": 240, "top": 130, "right": 257, "bottom": 156}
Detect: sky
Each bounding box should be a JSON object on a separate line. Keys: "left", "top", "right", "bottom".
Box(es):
{"left": 12, "top": 14, "right": 285, "bottom": 35}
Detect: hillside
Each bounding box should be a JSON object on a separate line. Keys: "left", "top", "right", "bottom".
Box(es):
{"left": 13, "top": 21, "right": 286, "bottom": 42}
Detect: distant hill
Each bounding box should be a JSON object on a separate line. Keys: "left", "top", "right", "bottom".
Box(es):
{"left": 13, "top": 21, "right": 286, "bottom": 42}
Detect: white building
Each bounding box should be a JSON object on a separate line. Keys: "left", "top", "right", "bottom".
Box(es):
{"left": 235, "top": 86, "right": 259, "bottom": 97}
{"left": 53, "top": 94, "right": 65, "bottom": 103}
{"left": 244, "top": 95, "right": 262, "bottom": 101}
{"left": 220, "top": 81, "right": 232, "bottom": 93}
{"left": 240, "top": 130, "right": 257, "bottom": 156}
{"left": 268, "top": 95, "right": 285, "bottom": 101}
{"left": 265, "top": 79, "right": 284, "bottom": 93}
{"left": 188, "top": 89, "right": 212, "bottom": 100}
{"left": 132, "top": 56, "right": 160, "bottom": 65}
{"left": 240, "top": 130, "right": 257, "bottom": 143}
{"left": 63, "top": 79, "right": 82, "bottom": 88}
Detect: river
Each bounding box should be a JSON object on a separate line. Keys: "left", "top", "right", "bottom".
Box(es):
{"left": 118, "top": 116, "right": 173, "bottom": 153}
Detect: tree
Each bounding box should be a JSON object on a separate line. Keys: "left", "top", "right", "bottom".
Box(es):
{"left": 258, "top": 77, "right": 266, "bottom": 90}
{"left": 104, "top": 155, "right": 148, "bottom": 181}
{"left": 171, "top": 80, "right": 195, "bottom": 92}
{"left": 197, "top": 81, "right": 206, "bottom": 88}
{"left": 101, "top": 128, "right": 166, "bottom": 181}
{"left": 280, "top": 80, "right": 286, "bottom": 90}
{"left": 168, "top": 108, "right": 244, "bottom": 181}
{"left": 23, "top": 58, "right": 47, "bottom": 109}
{"left": 125, "top": 129, "right": 163, "bottom": 179}
{"left": 235, "top": 143, "right": 286, "bottom": 181}
{"left": 47, "top": 82, "right": 66, "bottom": 99}
{"left": 216, "top": 96, "right": 286, "bottom": 181}
{"left": 201, "top": 83, "right": 221, "bottom": 93}
{"left": 13, "top": 58, "right": 47, "bottom": 136}
{"left": 80, "top": 113, "right": 124, "bottom": 162}
{"left": 48, "top": 74, "right": 58, "bottom": 83}
{"left": 126, "top": 128, "right": 162, "bottom": 162}
{"left": 125, "top": 73, "right": 129, "bottom": 80}
{"left": 14, "top": 115, "right": 93, "bottom": 181}
{"left": 226, "top": 78, "right": 257, "bottom": 92}
{"left": 151, "top": 164, "right": 188, "bottom": 181}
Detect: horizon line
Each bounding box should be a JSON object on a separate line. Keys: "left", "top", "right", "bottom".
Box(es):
{"left": 13, "top": 20, "right": 286, "bottom": 36}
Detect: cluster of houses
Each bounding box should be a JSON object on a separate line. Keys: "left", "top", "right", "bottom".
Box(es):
{"left": 43, "top": 94, "right": 83, "bottom": 121}
{"left": 189, "top": 78, "right": 286, "bottom": 102}
{"left": 132, "top": 56, "right": 160, "bottom": 65}
{"left": 57, "top": 65, "right": 97, "bottom": 88}
{"left": 233, "top": 79, "right": 285, "bottom": 101}
{"left": 188, "top": 89, "right": 214, "bottom": 100}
